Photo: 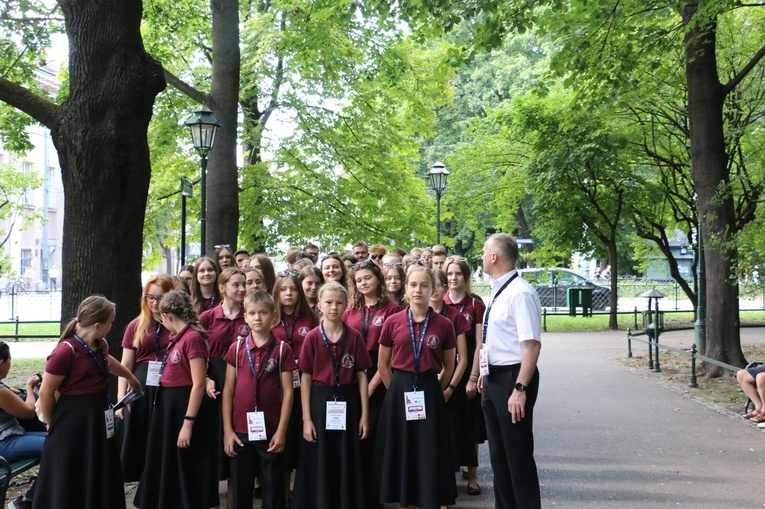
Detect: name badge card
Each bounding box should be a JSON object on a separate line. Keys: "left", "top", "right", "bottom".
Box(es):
{"left": 105, "top": 409, "right": 115, "bottom": 439}
{"left": 247, "top": 411, "right": 268, "bottom": 441}
{"left": 326, "top": 401, "right": 347, "bottom": 430}
{"left": 404, "top": 391, "right": 426, "bottom": 421}
{"left": 293, "top": 369, "right": 301, "bottom": 389}
{"left": 146, "top": 361, "right": 162, "bottom": 387}
{"left": 479, "top": 349, "right": 489, "bottom": 376}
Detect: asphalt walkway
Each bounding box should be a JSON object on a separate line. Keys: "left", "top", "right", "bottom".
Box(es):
{"left": 11, "top": 328, "right": 765, "bottom": 508}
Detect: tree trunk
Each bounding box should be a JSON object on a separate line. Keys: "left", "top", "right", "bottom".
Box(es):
{"left": 54, "top": 0, "right": 165, "bottom": 358}
{"left": 607, "top": 240, "right": 618, "bottom": 330}
{"left": 206, "top": 0, "right": 240, "bottom": 254}
{"left": 682, "top": 4, "right": 745, "bottom": 372}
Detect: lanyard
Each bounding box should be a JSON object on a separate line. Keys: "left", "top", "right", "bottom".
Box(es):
{"left": 245, "top": 335, "right": 276, "bottom": 410}
{"left": 482, "top": 272, "right": 518, "bottom": 345}
{"left": 319, "top": 323, "right": 346, "bottom": 399}
{"left": 439, "top": 305, "right": 448, "bottom": 317}
{"left": 207, "top": 295, "right": 215, "bottom": 310}
{"left": 407, "top": 308, "right": 431, "bottom": 390}
{"left": 158, "top": 330, "right": 181, "bottom": 379}
{"left": 153, "top": 322, "right": 162, "bottom": 360}
{"left": 72, "top": 334, "right": 108, "bottom": 386}
{"left": 280, "top": 315, "right": 298, "bottom": 346}
{"left": 360, "top": 304, "right": 379, "bottom": 343}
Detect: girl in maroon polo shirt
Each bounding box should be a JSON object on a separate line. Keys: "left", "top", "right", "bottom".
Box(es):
{"left": 299, "top": 265, "right": 323, "bottom": 314}
{"left": 117, "top": 273, "right": 174, "bottom": 483}
{"left": 272, "top": 270, "right": 319, "bottom": 496}
{"left": 320, "top": 253, "right": 347, "bottom": 287}
{"left": 344, "top": 259, "right": 401, "bottom": 508}
{"left": 377, "top": 266, "right": 457, "bottom": 509}
{"left": 200, "top": 266, "right": 249, "bottom": 487}
{"left": 444, "top": 257, "right": 488, "bottom": 493}
{"left": 191, "top": 256, "right": 222, "bottom": 315}
{"left": 383, "top": 263, "right": 406, "bottom": 307}
{"left": 33, "top": 295, "right": 141, "bottom": 509}
{"left": 249, "top": 254, "right": 276, "bottom": 294}
{"left": 222, "top": 290, "right": 296, "bottom": 509}
{"left": 245, "top": 267, "right": 266, "bottom": 295}
{"left": 214, "top": 245, "right": 235, "bottom": 270}
{"left": 134, "top": 290, "right": 216, "bottom": 509}
{"left": 292, "top": 282, "right": 371, "bottom": 509}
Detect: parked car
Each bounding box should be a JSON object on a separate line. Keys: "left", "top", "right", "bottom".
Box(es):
{"left": 518, "top": 268, "right": 611, "bottom": 310}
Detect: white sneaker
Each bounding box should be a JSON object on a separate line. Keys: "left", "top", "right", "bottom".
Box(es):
{"left": 757, "top": 421, "right": 765, "bottom": 429}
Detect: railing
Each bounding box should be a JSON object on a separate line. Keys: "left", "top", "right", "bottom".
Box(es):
{"left": 626, "top": 328, "right": 741, "bottom": 389}
{"left": 0, "top": 317, "right": 60, "bottom": 342}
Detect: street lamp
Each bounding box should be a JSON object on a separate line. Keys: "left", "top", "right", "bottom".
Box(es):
{"left": 184, "top": 104, "right": 221, "bottom": 257}
{"left": 427, "top": 161, "right": 450, "bottom": 244}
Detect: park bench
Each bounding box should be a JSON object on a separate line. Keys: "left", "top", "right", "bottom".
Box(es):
{"left": 0, "top": 455, "right": 39, "bottom": 506}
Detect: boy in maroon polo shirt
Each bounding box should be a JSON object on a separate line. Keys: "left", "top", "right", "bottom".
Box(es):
{"left": 222, "top": 291, "right": 296, "bottom": 509}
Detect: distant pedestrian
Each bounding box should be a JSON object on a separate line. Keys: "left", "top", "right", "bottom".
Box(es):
{"left": 48, "top": 266, "right": 59, "bottom": 291}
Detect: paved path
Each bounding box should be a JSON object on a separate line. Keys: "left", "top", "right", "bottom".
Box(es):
{"left": 13, "top": 329, "right": 765, "bottom": 508}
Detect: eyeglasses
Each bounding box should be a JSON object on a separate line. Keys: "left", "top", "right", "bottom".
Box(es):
{"left": 384, "top": 262, "right": 403, "bottom": 268}
{"left": 277, "top": 270, "right": 300, "bottom": 278}
{"left": 385, "top": 276, "right": 401, "bottom": 282}
{"left": 351, "top": 259, "right": 375, "bottom": 269}
{"left": 145, "top": 295, "right": 162, "bottom": 303}
{"left": 370, "top": 253, "right": 383, "bottom": 260}
{"left": 214, "top": 244, "right": 231, "bottom": 249}
{"left": 434, "top": 283, "right": 447, "bottom": 290}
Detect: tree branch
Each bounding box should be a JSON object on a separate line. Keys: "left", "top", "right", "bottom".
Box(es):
{"left": 163, "top": 67, "right": 208, "bottom": 105}
{"left": 0, "top": 76, "right": 59, "bottom": 129}
{"left": 724, "top": 42, "right": 765, "bottom": 95}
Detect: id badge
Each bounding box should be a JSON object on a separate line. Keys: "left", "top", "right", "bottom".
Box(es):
{"left": 293, "top": 369, "right": 301, "bottom": 389}
{"left": 479, "top": 349, "right": 490, "bottom": 376}
{"left": 105, "top": 409, "right": 115, "bottom": 439}
{"left": 326, "top": 401, "right": 347, "bottom": 430}
{"left": 247, "top": 411, "right": 268, "bottom": 441}
{"left": 146, "top": 361, "right": 162, "bottom": 387}
{"left": 404, "top": 391, "right": 426, "bottom": 421}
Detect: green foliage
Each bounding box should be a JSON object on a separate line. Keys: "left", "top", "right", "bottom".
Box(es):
{"left": 0, "top": 160, "right": 43, "bottom": 250}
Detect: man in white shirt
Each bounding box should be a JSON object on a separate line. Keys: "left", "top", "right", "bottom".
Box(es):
{"left": 478, "top": 233, "right": 542, "bottom": 509}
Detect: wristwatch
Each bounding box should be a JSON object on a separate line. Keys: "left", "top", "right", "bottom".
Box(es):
{"left": 514, "top": 382, "right": 527, "bottom": 392}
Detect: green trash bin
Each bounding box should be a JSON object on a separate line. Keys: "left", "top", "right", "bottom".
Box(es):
{"left": 567, "top": 288, "right": 593, "bottom": 317}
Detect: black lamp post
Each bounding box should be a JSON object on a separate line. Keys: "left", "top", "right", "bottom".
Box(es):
{"left": 427, "top": 161, "right": 450, "bottom": 244}
{"left": 641, "top": 289, "right": 665, "bottom": 372}
{"left": 184, "top": 104, "right": 220, "bottom": 257}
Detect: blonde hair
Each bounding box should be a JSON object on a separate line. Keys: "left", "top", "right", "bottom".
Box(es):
{"left": 61, "top": 295, "right": 116, "bottom": 341}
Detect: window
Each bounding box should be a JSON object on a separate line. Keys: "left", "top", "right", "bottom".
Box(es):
{"left": 22, "top": 163, "right": 33, "bottom": 204}
{"left": 20, "top": 249, "right": 32, "bottom": 275}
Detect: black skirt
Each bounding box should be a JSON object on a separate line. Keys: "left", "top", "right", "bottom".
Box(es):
{"left": 134, "top": 386, "right": 217, "bottom": 509}
{"left": 362, "top": 350, "right": 386, "bottom": 506}
{"left": 119, "top": 362, "right": 159, "bottom": 482}
{"left": 32, "top": 393, "right": 126, "bottom": 509}
{"left": 292, "top": 384, "right": 366, "bottom": 509}
{"left": 376, "top": 371, "right": 456, "bottom": 509}
{"left": 463, "top": 334, "right": 487, "bottom": 444}
{"left": 208, "top": 356, "right": 229, "bottom": 480}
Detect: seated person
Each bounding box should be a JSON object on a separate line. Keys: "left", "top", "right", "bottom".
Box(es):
{"left": 737, "top": 363, "right": 765, "bottom": 423}
{"left": 0, "top": 342, "right": 45, "bottom": 509}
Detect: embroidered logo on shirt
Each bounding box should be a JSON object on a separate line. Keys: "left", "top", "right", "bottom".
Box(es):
{"left": 298, "top": 326, "right": 310, "bottom": 337}
{"left": 265, "top": 358, "right": 278, "bottom": 372}
{"left": 373, "top": 316, "right": 385, "bottom": 327}
{"left": 427, "top": 335, "right": 440, "bottom": 349}
{"left": 341, "top": 353, "right": 355, "bottom": 369}
{"left": 171, "top": 350, "right": 182, "bottom": 364}
{"left": 464, "top": 313, "right": 473, "bottom": 324}
{"left": 238, "top": 325, "right": 250, "bottom": 336}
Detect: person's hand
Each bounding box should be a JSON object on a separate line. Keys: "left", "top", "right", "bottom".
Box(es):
{"left": 358, "top": 417, "right": 369, "bottom": 440}
{"left": 224, "top": 431, "right": 243, "bottom": 457}
{"left": 507, "top": 389, "right": 526, "bottom": 424}
{"left": 177, "top": 421, "right": 193, "bottom": 448}
{"left": 206, "top": 378, "right": 219, "bottom": 399}
{"left": 303, "top": 420, "right": 317, "bottom": 443}
{"left": 477, "top": 375, "right": 484, "bottom": 394}
{"left": 466, "top": 379, "right": 478, "bottom": 400}
{"left": 443, "top": 388, "right": 453, "bottom": 403}
{"left": 26, "top": 374, "right": 41, "bottom": 389}
{"left": 268, "top": 430, "right": 286, "bottom": 453}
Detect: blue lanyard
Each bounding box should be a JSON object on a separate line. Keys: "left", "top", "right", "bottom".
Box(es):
{"left": 319, "top": 324, "right": 346, "bottom": 399}
{"left": 407, "top": 308, "right": 431, "bottom": 390}
{"left": 460, "top": 302, "right": 467, "bottom": 313}
{"left": 439, "top": 305, "right": 448, "bottom": 317}
{"left": 158, "top": 328, "right": 184, "bottom": 379}
{"left": 153, "top": 322, "right": 162, "bottom": 360}
{"left": 482, "top": 272, "right": 518, "bottom": 345}
{"left": 72, "top": 334, "right": 108, "bottom": 386}
{"left": 207, "top": 295, "right": 215, "bottom": 310}
{"left": 245, "top": 335, "right": 276, "bottom": 410}
{"left": 280, "top": 316, "right": 298, "bottom": 345}
{"left": 360, "top": 304, "right": 379, "bottom": 342}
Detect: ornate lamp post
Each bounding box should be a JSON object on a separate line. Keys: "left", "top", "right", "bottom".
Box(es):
{"left": 426, "top": 161, "right": 450, "bottom": 245}
{"left": 184, "top": 104, "right": 220, "bottom": 257}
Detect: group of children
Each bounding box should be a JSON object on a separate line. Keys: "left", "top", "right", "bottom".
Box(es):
{"left": 30, "top": 243, "right": 487, "bottom": 509}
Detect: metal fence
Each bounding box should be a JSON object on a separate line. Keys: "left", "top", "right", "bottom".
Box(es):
{"left": 0, "top": 288, "right": 61, "bottom": 322}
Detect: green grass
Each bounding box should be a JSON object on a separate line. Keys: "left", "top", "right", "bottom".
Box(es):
{"left": 0, "top": 321, "right": 60, "bottom": 341}
{"left": 3, "top": 358, "right": 47, "bottom": 388}
{"left": 542, "top": 310, "right": 765, "bottom": 333}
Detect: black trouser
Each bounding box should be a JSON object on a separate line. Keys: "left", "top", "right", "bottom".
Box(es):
{"left": 481, "top": 365, "right": 541, "bottom": 509}
{"left": 229, "top": 434, "right": 286, "bottom": 509}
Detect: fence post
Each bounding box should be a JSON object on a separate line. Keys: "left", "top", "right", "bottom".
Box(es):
{"left": 689, "top": 343, "right": 698, "bottom": 388}
{"left": 626, "top": 328, "right": 632, "bottom": 358}
{"left": 542, "top": 308, "right": 547, "bottom": 332}
{"left": 9, "top": 286, "right": 15, "bottom": 321}
{"left": 652, "top": 328, "right": 661, "bottom": 372}
{"left": 633, "top": 306, "right": 638, "bottom": 330}
{"left": 13, "top": 316, "right": 19, "bottom": 343}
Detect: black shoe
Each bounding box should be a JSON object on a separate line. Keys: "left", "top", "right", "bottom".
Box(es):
{"left": 467, "top": 484, "right": 481, "bottom": 496}
{"left": 460, "top": 468, "right": 469, "bottom": 480}
{"left": 9, "top": 496, "right": 33, "bottom": 509}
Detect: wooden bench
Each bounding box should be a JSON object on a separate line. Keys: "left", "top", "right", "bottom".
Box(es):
{"left": 0, "top": 456, "right": 40, "bottom": 506}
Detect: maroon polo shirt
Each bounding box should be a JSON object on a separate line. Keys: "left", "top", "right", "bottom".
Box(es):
{"left": 444, "top": 293, "right": 486, "bottom": 340}
{"left": 271, "top": 313, "right": 314, "bottom": 360}
{"left": 224, "top": 335, "right": 296, "bottom": 436}
{"left": 46, "top": 337, "right": 111, "bottom": 396}
{"left": 160, "top": 326, "right": 209, "bottom": 387}
{"left": 343, "top": 300, "right": 402, "bottom": 352}
{"left": 121, "top": 317, "right": 172, "bottom": 364}
{"left": 437, "top": 305, "right": 472, "bottom": 337}
{"left": 298, "top": 326, "right": 372, "bottom": 386}
{"left": 200, "top": 306, "right": 249, "bottom": 359}
{"left": 378, "top": 308, "right": 457, "bottom": 373}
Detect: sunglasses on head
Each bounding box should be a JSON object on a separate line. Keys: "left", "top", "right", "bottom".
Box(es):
{"left": 277, "top": 269, "right": 300, "bottom": 278}
{"left": 370, "top": 253, "right": 383, "bottom": 260}
{"left": 384, "top": 262, "right": 403, "bottom": 268}
{"left": 214, "top": 244, "right": 231, "bottom": 249}
{"left": 351, "top": 259, "right": 375, "bottom": 269}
